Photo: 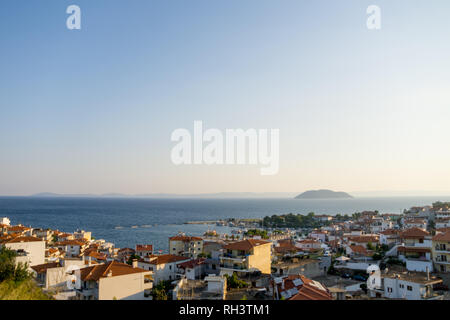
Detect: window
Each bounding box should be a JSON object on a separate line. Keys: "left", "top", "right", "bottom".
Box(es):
{"left": 407, "top": 286, "right": 412, "bottom": 291}
{"left": 169, "top": 265, "right": 172, "bottom": 270}
{"left": 387, "top": 287, "right": 393, "bottom": 293}
{"left": 399, "top": 284, "right": 404, "bottom": 289}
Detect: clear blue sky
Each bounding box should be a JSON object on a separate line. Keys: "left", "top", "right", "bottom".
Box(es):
{"left": 1, "top": 0, "right": 450, "bottom": 195}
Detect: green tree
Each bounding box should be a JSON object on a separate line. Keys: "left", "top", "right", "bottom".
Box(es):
{"left": 225, "top": 273, "right": 248, "bottom": 289}
{"left": 126, "top": 254, "right": 141, "bottom": 265}
{"left": 0, "top": 247, "right": 32, "bottom": 282}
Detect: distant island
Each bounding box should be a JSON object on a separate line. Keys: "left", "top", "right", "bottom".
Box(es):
{"left": 295, "top": 189, "right": 353, "bottom": 199}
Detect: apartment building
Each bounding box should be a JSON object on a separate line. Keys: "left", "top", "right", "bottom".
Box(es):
{"left": 169, "top": 235, "right": 203, "bottom": 258}
{"left": 2, "top": 235, "right": 45, "bottom": 267}
{"left": 135, "top": 244, "right": 153, "bottom": 258}
{"left": 398, "top": 228, "right": 433, "bottom": 272}
{"left": 219, "top": 239, "right": 271, "bottom": 276}
{"left": 432, "top": 231, "right": 450, "bottom": 273}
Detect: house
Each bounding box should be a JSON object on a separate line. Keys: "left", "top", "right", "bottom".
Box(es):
{"left": 32, "top": 258, "right": 97, "bottom": 290}
{"left": 309, "top": 230, "right": 327, "bottom": 242}
{"left": 54, "top": 240, "right": 88, "bottom": 258}
{"left": 73, "top": 230, "right": 92, "bottom": 241}
{"left": 272, "top": 258, "right": 323, "bottom": 278}
{"left": 54, "top": 232, "right": 75, "bottom": 242}
{"left": 117, "top": 247, "right": 135, "bottom": 262}
{"left": 369, "top": 270, "right": 443, "bottom": 300}
{"left": 135, "top": 244, "right": 153, "bottom": 258}
{"left": 2, "top": 236, "right": 46, "bottom": 267}
{"left": 203, "top": 240, "right": 226, "bottom": 259}
{"left": 346, "top": 235, "right": 379, "bottom": 247}
{"left": 173, "top": 275, "right": 227, "bottom": 300}
{"left": 435, "top": 217, "right": 450, "bottom": 229}
{"left": 314, "top": 215, "right": 333, "bottom": 222}
{"left": 345, "top": 245, "right": 371, "bottom": 259}
{"left": 432, "top": 230, "right": 450, "bottom": 273}
{"left": 379, "top": 229, "right": 401, "bottom": 246}
{"left": 32, "top": 228, "right": 54, "bottom": 242}
{"left": 176, "top": 258, "right": 207, "bottom": 280}
{"left": 398, "top": 228, "right": 433, "bottom": 272}
{"left": 271, "top": 274, "right": 332, "bottom": 300}
{"left": 75, "top": 260, "right": 153, "bottom": 300}
{"left": 0, "top": 217, "right": 11, "bottom": 226}
{"left": 46, "top": 247, "right": 65, "bottom": 261}
{"left": 169, "top": 235, "right": 203, "bottom": 258}
{"left": 137, "top": 254, "right": 190, "bottom": 284}
{"left": 83, "top": 250, "right": 108, "bottom": 263}
{"left": 273, "top": 239, "right": 302, "bottom": 258}
{"left": 4, "top": 225, "right": 32, "bottom": 236}
{"left": 220, "top": 239, "right": 272, "bottom": 276}
{"left": 403, "top": 218, "right": 427, "bottom": 230}
{"left": 295, "top": 239, "right": 321, "bottom": 252}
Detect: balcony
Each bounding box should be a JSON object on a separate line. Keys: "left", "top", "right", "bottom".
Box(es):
{"left": 220, "top": 254, "right": 247, "bottom": 262}
{"left": 434, "top": 246, "right": 449, "bottom": 253}
{"left": 220, "top": 263, "right": 249, "bottom": 272}
{"left": 76, "top": 287, "right": 97, "bottom": 299}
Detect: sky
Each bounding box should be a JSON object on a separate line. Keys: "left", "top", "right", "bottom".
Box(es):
{"left": 0, "top": 0, "right": 450, "bottom": 196}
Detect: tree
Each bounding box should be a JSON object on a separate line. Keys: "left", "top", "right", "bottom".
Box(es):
{"left": 152, "top": 280, "right": 172, "bottom": 300}
{"left": 367, "top": 242, "right": 375, "bottom": 251}
{"left": 0, "top": 247, "right": 52, "bottom": 300}
{"left": 225, "top": 273, "right": 248, "bottom": 289}
{"left": 126, "top": 254, "right": 141, "bottom": 265}
{"left": 0, "top": 247, "right": 32, "bottom": 282}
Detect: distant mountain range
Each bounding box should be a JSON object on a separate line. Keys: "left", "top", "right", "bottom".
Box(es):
{"left": 295, "top": 189, "right": 353, "bottom": 199}
{"left": 29, "top": 192, "right": 299, "bottom": 199}
{"left": 21, "top": 190, "right": 450, "bottom": 199}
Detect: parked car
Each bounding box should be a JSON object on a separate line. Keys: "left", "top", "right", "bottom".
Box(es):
{"left": 341, "top": 273, "right": 351, "bottom": 279}
{"left": 352, "top": 274, "right": 367, "bottom": 281}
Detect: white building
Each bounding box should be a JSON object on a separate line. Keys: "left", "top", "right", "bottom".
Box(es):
{"left": 0, "top": 217, "right": 11, "bottom": 226}
{"left": 137, "top": 254, "right": 191, "bottom": 284}
{"left": 2, "top": 236, "right": 45, "bottom": 267}
{"left": 369, "top": 271, "right": 443, "bottom": 300}
{"left": 75, "top": 261, "right": 153, "bottom": 300}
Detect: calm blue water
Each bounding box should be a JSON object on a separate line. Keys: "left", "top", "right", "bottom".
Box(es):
{"left": 1, "top": 196, "right": 449, "bottom": 251}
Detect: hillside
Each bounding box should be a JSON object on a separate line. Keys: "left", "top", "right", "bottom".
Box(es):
{"left": 295, "top": 189, "right": 353, "bottom": 199}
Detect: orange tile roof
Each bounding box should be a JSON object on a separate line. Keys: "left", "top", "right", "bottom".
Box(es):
{"left": 84, "top": 251, "right": 107, "bottom": 260}
{"left": 55, "top": 240, "right": 86, "bottom": 246}
{"left": 223, "top": 239, "right": 271, "bottom": 251}
{"left": 177, "top": 258, "right": 206, "bottom": 269}
{"left": 400, "top": 227, "right": 430, "bottom": 239}
{"left": 146, "top": 254, "right": 189, "bottom": 265}
{"left": 432, "top": 231, "right": 450, "bottom": 242}
{"left": 136, "top": 244, "right": 153, "bottom": 252}
{"left": 79, "top": 261, "right": 148, "bottom": 281}
{"left": 275, "top": 275, "right": 332, "bottom": 300}
{"left": 380, "top": 229, "right": 400, "bottom": 236}
{"left": 6, "top": 225, "right": 31, "bottom": 231}
{"left": 347, "top": 235, "right": 379, "bottom": 243}
{"left": 349, "top": 245, "right": 368, "bottom": 255}
{"left": 31, "top": 262, "right": 60, "bottom": 274}
{"left": 4, "top": 236, "right": 43, "bottom": 244}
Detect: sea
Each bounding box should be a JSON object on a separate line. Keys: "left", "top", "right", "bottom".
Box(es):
{"left": 1, "top": 196, "right": 449, "bottom": 251}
